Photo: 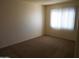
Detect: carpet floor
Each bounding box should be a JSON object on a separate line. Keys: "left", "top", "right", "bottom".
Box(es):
{"left": 0, "top": 35, "right": 75, "bottom": 58}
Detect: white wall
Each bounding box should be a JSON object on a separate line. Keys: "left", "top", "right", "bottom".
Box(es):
{"left": 0, "top": 0, "right": 44, "bottom": 48}
{"left": 44, "top": 2, "right": 78, "bottom": 41}
{"left": 75, "top": 7, "right": 79, "bottom": 57}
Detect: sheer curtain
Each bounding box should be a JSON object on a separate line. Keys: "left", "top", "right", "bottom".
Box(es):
{"left": 50, "top": 7, "right": 75, "bottom": 30}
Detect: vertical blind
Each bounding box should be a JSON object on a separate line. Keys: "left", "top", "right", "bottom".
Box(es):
{"left": 50, "top": 7, "right": 75, "bottom": 30}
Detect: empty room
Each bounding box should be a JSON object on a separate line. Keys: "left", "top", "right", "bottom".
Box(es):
{"left": 0, "top": 0, "right": 79, "bottom": 58}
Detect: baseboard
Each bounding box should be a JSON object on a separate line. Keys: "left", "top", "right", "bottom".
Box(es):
{"left": 0, "top": 34, "right": 44, "bottom": 49}
{"left": 44, "top": 34, "right": 75, "bottom": 42}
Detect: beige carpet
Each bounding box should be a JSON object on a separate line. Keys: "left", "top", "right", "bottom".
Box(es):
{"left": 0, "top": 35, "right": 75, "bottom": 58}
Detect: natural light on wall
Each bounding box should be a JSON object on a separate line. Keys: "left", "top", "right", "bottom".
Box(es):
{"left": 50, "top": 7, "right": 75, "bottom": 30}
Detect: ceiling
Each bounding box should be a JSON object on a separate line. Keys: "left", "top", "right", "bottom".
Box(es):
{"left": 24, "top": 0, "right": 73, "bottom": 5}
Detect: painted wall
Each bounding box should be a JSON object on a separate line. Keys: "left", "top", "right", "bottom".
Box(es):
{"left": 44, "top": 1, "right": 78, "bottom": 41}
{"left": 0, "top": 0, "right": 44, "bottom": 48}
{"left": 75, "top": 7, "right": 79, "bottom": 57}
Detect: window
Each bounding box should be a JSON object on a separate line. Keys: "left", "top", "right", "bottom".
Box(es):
{"left": 50, "top": 7, "right": 75, "bottom": 30}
